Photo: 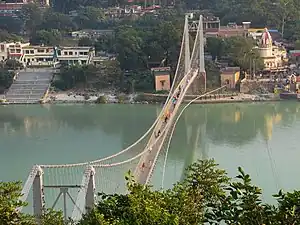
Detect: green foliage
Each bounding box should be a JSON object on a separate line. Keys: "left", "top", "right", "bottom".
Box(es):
{"left": 78, "top": 37, "right": 94, "bottom": 47}
{"left": 206, "top": 36, "right": 264, "bottom": 72}
{"left": 95, "top": 95, "right": 107, "bottom": 104}
{"left": 117, "top": 94, "right": 125, "bottom": 103}
{"left": 0, "top": 30, "right": 23, "bottom": 42}
{"left": 0, "top": 17, "right": 23, "bottom": 34}
{"left": 74, "top": 7, "right": 105, "bottom": 30}
{"left": 0, "top": 69, "right": 14, "bottom": 92}
{"left": 40, "top": 209, "right": 66, "bottom": 225}
{"left": 53, "top": 61, "right": 122, "bottom": 91}
{"left": 0, "top": 181, "right": 34, "bottom": 225}
{"left": 30, "top": 29, "right": 62, "bottom": 46}
{"left": 21, "top": 3, "right": 43, "bottom": 34}
{"left": 2, "top": 160, "right": 300, "bottom": 224}
{"left": 40, "top": 10, "right": 76, "bottom": 32}
{"left": 205, "top": 60, "right": 221, "bottom": 88}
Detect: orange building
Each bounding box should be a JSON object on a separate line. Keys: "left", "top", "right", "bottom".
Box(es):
{"left": 152, "top": 67, "right": 171, "bottom": 91}
{"left": 220, "top": 67, "right": 240, "bottom": 89}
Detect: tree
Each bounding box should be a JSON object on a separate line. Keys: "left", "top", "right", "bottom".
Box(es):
{"left": 206, "top": 37, "right": 226, "bottom": 61}
{"left": 0, "top": 17, "right": 23, "bottom": 34}
{"left": 95, "top": 35, "right": 115, "bottom": 54}
{"left": 205, "top": 60, "right": 221, "bottom": 87}
{"left": 2, "top": 160, "right": 300, "bottom": 224}
{"left": 78, "top": 37, "right": 94, "bottom": 47}
{"left": 21, "top": 3, "right": 43, "bottom": 34}
{"left": 0, "top": 30, "right": 23, "bottom": 42}
{"left": 40, "top": 10, "right": 76, "bottom": 32}
{"left": 79, "top": 160, "right": 229, "bottom": 224}
{"left": 115, "top": 27, "right": 146, "bottom": 71}
{"left": 30, "top": 29, "right": 62, "bottom": 46}
{"left": 0, "top": 181, "right": 34, "bottom": 224}
{"left": 224, "top": 37, "right": 264, "bottom": 72}
{"left": 74, "top": 6, "right": 105, "bottom": 30}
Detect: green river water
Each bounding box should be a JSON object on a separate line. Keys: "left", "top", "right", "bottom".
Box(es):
{"left": 0, "top": 102, "right": 300, "bottom": 205}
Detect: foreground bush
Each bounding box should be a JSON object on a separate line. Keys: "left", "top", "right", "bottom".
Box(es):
{"left": 1, "top": 160, "right": 300, "bottom": 224}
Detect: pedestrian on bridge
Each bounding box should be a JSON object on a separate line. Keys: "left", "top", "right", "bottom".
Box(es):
{"left": 141, "top": 162, "right": 146, "bottom": 172}
{"left": 172, "top": 96, "right": 177, "bottom": 106}
{"left": 164, "top": 111, "right": 170, "bottom": 123}
{"left": 157, "top": 130, "right": 161, "bottom": 136}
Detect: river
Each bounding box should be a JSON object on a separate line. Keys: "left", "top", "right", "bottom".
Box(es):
{"left": 0, "top": 102, "right": 300, "bottom": 206}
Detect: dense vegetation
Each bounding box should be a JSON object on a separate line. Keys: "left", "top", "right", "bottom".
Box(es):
{"left": 0, "top": 0, "right": 298, "bottom": 91}
{"left": 1, "top": 160, "right": 300, "bottom": 224}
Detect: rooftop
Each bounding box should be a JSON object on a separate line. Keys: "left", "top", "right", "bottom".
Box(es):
{"left": 221, "top": 67, "right": 240, "bottom": 73}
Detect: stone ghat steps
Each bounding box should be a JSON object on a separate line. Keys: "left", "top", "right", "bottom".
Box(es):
{"left": 5, "top": 70, "right": 53, "bottom": 104}
{"left": 6, "top": 90, "right": 47, "bottom": 95}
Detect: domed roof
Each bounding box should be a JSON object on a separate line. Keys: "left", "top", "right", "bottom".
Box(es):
{"left": 260, "top": 28, "right": 272, "bottom": 48}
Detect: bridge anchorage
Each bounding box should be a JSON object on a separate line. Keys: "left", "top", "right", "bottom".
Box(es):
{"left": 19, "top": 14, "right": 226, "bottom": 222}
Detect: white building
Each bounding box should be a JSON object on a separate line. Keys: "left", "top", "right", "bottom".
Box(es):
{"left": 7, "top": 42, "right": 30, "bottom": 60}
{"left": 56, "top": 46, "right": 95, "bottom": 65}
{"left": 1, "top": 43, "right": 96, "bottom": 67}
{"left": 0, "top": 42, "right": 31, "bottom": 61}
{"left": 21, "top": 46, "right": 55, "bottom": 66}
{"left": 20, "top": 46, "right": 95, "bottom": 66}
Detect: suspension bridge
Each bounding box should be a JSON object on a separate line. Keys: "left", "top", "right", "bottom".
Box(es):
{"left": 18, "top": 14, "right": 226, "bottom": 221}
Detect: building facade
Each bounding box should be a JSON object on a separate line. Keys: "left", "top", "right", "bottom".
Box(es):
{"left": 152, "top": 67, "right": 171, "bottom": 91}
{"left": 257, "top": 28, "right": 288, "bottom": 72}
{"left": 1, "top": 42, "right": 102, "bottom": 66}
{"left": 7, "top": 42, "right": 30, "bottom": 60}
{"left": 21, "top": 46, "right": 55, "bottom": 66}
{"left": 56, "top": 46, "right": 95, "bottom": 65}
{"left": 220, "top": 67, "right": 240, "bottom": 89}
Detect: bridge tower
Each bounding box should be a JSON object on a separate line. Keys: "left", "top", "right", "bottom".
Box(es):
{"left": 186, "top": 14, "right": 206, "bottom": 94}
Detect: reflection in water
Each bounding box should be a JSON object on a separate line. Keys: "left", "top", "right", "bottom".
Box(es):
{"left": 1, "top": 103, "right": 299, "bottom": 148}
{"left": 1, "top": 102, "right": 300, "bottom": 203}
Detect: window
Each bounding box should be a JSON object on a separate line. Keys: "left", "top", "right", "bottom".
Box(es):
{"left": 79, "top": 52, "right": 84, "bottom": 55}
{"left": 69, "top": 51, "right": 73, "bottom": 55}
{"left": 37, "top": 49, "right": 45, "bottom": 53}
{"left": 83, "top": 52, "right": 88, "bottom": 55}
{"left": 16, "top": 49, "right": 21, "bottom": 53}
{"left": 25, "top": 50, "right": 29, "bottom": 54}
{"left": 30, "top": 50, "right": 34, "bottom": 54}
{"left": 64, "top": 51, "right": 68, "bottom": 55}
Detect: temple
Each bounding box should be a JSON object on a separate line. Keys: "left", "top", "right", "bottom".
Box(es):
{"left": 257, "top": 28, "right": 288, "bottom": 72}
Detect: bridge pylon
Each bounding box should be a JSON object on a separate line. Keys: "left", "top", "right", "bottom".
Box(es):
{"left": 186, "top": 14, "right": 207, "bottom": 95}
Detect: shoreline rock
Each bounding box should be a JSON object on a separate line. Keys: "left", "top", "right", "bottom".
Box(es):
{"left": 44, "top": 92, "right": 281, "bottom": 105}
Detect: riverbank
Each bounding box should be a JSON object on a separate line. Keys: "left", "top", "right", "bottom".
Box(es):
{"left": 45, "top": 92, "right": 280, "bottom": 104}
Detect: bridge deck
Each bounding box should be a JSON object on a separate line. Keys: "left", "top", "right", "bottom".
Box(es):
{"left": 134, "top": 69, "right": 198, "bottom": 184}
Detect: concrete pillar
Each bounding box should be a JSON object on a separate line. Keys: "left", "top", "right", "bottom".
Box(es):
{"left": 32, "top": 166, "right": 44, "bottom": 223}
{"left": 85, "top": 166, "right": 95, "bottom": 213}
{"left": 184, "top": 15, "right": 191, "bottom": 75}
